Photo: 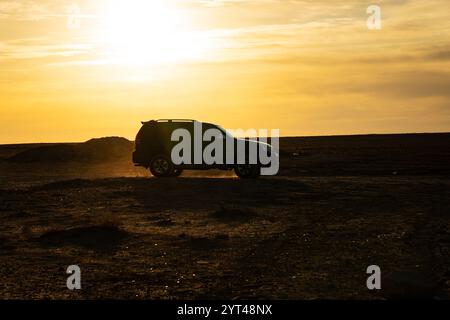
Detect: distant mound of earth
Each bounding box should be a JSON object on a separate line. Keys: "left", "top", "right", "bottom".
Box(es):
{"left": 7, "top": 137, "right": 134, "bottom": 163}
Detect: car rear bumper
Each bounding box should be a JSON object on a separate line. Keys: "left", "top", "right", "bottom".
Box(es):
{"left": 132, "top": 151, "right": 148, "bottom": 167}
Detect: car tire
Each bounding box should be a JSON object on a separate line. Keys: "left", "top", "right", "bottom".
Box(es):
{"left": 251, "top": 166, "right": 261, "bottom": 178}
{"left": 170, "top": 168, "right": 183, "bottom": 177}
{"left": 150, "top": 156, "right": 174, "bottom": 177}
{"left": 234, "top": 164, "right": 260, "bottom": 179}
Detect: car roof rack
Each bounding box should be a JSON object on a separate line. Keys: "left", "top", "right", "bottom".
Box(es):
{"left": 141, "top": 119, "right": 200, "bottom": 125}
{"left": 156, "top": 119, "right": 198, "bottom": 123}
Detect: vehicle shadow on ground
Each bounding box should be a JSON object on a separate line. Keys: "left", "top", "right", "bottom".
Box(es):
{"left": 30, "top": 175, "right": 316, "bottom": 212}
{"left": 127, "top": 177, "right": 314, "bottom": 211}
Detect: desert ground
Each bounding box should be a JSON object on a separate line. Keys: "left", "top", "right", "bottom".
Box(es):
{"left": 0, "top": 133, "right": 449, "bottom": 299}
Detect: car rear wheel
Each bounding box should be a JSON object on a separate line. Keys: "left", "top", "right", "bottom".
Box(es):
{"left": 150, "top": 156, "right": 174, "bottom": 177}
{"left": 234, "top": 164, "right": 260, "bottom": 179}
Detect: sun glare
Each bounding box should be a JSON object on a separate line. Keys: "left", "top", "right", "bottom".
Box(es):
{"left": 97, "top": 0, "right": 209, "bottom": 65}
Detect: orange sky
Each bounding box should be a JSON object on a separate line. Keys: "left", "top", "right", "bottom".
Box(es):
{"left": 1, "top": 0, "right": 450, "bottom": 143}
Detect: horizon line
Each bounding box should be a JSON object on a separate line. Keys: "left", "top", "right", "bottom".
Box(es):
{"left": 1, "top": 131, "right": 450, "bottom": 146}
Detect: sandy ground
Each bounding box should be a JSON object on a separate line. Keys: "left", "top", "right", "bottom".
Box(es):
{"left": 0, "top": 134, "right": 449, "bottom": 299}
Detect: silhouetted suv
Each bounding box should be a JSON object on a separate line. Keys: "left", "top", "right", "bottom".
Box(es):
{"left": 132, "top": 119, "right": 276, "bottom": 178}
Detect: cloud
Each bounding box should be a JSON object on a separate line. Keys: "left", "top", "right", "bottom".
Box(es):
{"left": 0, "top": 37, "right": 92, "bottom": 61}
{"left": 366, "top": 71, "right": 450, "bottom": 99}
{"left": 427, "top": 49, "right": 450, "bottom": 61}
{"left": 0, "top": 0, "right": 51, "bottom": 21}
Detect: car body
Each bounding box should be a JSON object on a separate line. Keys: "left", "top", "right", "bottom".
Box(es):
{"left": 132, "top": 119, "right": 276, "bottom": 178}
